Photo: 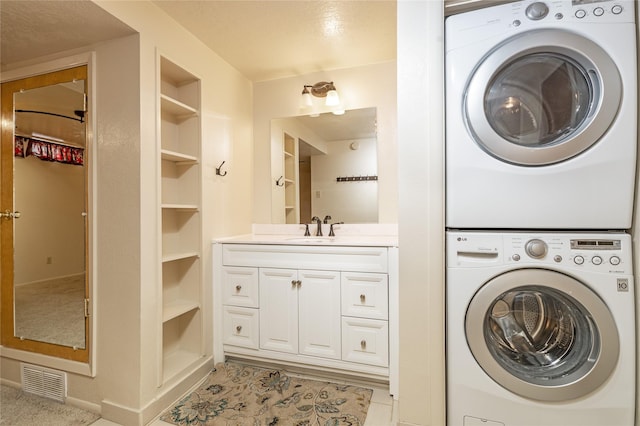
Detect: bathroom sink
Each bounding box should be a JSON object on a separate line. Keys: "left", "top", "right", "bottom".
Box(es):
{"left": 285, "top": 237, "right": 336, "bottom": 243}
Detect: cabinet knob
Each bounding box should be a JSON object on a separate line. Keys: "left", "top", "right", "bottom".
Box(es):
{"left": 235, "top": 285, "right": 242, "bottom": 292}
{"left": 236, "top": 325, "right": 242, "bottom": 333}
{"left": 360, "top": 294, "right": 366, "bottom": 303}
{"left": 297, "top": 280, "right": 302, "bottom": 287}
{"left": 360, "top": 340, "right": 367, "bottom": 349}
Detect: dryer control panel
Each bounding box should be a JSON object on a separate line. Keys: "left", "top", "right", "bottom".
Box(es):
{"left": 447, "top": 231, "right": 633, "bottom": 274}
{"left": 445, "top": 0, "right": 634, "bottom": 51}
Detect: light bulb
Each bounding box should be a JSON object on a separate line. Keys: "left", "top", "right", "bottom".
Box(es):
{"left": 325, "top": 89, "right": 340, "bottom": 106}
{"left": 302, "top": 92, "right": 312, "bottom": 107}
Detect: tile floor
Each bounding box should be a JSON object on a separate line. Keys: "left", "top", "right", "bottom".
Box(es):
{"left": 91, "top": 375, "right": 397, "bottom": 426}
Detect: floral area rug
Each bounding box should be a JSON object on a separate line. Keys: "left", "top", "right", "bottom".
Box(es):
{"left": 160, "top": 361, "right": 373, "bottom": 425}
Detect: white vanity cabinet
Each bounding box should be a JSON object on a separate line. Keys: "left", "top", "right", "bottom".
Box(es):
{"left": 214, "top": 241, "right": 398, "bottom": 394}
{"left": 260, "top": 268, "right": 341, "bottom": 359}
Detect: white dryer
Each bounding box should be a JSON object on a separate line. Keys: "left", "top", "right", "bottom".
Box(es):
{"left": 446, "top": 231, "right": 635, "bottom": 426}
{"left": 445, "top": 1, "right": 637, "bottom": 229}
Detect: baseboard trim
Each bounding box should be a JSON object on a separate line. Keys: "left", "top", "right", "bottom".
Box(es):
{"left": 141, "top": 357, "right": 214, "bottom": 425}
{"left": 100, "top": 356, "right": 214, "bottom": 426}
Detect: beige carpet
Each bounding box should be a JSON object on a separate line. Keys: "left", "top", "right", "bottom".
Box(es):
{"left": 0, "top": 385, "right": 99, "bottom": 425}
{"left": 160, "top": 362, "right": 373, "bottom": 425}
{"left": 14, "top": 274, "right": 86, "bottom": 349}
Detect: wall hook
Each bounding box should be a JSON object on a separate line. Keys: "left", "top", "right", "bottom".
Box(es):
{"left": 215, "top": 161, "right": 227, "bottom": 176}
{"left": 276, "top": 176, "right": 284, "bottom": 187}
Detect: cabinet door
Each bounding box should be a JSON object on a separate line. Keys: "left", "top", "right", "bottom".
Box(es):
{"left": 298, "top": 270, "right": 341, "bottom": 359}
{"left": 259, "top": 268, "right": 298, "bottom": 354}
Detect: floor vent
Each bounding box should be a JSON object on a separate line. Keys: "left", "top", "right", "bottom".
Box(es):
{"left": 21, "top": 363, "right": 67, "bottom": 403}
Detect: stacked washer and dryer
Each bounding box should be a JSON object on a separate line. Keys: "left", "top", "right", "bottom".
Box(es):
{"left": 445, "top": 1, "right": 637, "bottom": 426}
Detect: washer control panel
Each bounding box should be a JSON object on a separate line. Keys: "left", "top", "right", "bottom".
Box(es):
{"left": 447, "top": 231, "right": 632, "bottom": 274}
{"left": 511, "top": 235, "right": 628, "bottom": 272}
{"left": 506, "top": 0, "right": 634, "bottom": 26}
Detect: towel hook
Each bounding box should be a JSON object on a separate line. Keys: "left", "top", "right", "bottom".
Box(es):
{"left": 276, "top": 176, "right": 284, "bottom": 187}
{"left": 216, "top": 161, "right": 227, "bottom": 176}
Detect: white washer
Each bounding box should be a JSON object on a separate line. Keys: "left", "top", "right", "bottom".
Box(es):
{"left": 445, "top": 1, "right": 637, "bottom": 229}
{"left": 446, "top": 231, "right": 635, "bottom": 426}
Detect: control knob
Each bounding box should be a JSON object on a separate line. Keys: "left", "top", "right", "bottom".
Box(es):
{"left": 526, "top": 2, "right": 549, "bottom": 20}
{"left": 525, "top": 239, "right": 547, "bottom": 259}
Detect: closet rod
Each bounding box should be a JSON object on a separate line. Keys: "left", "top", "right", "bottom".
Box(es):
{"left": 15, "top": 109, "right": 85, "bottom": 123}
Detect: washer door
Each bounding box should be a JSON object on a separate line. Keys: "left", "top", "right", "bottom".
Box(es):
{"left": 465, "top": 29, "right": 622, "bottom": 165}
{"left": 466, "top": 269, "right": 619, "bottom": 401}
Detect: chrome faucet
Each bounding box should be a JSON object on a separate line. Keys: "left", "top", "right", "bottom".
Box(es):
{"left": 311, "top": 216, "right": 323, "bottom": 236}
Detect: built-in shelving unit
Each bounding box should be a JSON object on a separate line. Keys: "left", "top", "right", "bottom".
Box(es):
{"left": 158, "top": 55, "right": 203, "bottom": 385}
{"left": 283, "top": 132, "right": 298, "bottom": 224}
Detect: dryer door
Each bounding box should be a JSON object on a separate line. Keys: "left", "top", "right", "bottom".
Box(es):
{"left": 465, "top": 29, "right": 621, "bottom": 165}
{"left": 466, "top": 269, "right": 619, "bottom": 401}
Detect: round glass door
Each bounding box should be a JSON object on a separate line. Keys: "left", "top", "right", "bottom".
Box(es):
{"left": 485, "top": 53, "right": 591, "bottom": 147}
{"left": 465, "top": 29, "right": 621, "bottom": 165}
{"left": 466, "top": 269, "right": 619, "bottom": 401}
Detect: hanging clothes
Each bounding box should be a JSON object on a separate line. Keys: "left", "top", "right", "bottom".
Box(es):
{"left": 14, "top": 136, "right": 83, "bottom": 166}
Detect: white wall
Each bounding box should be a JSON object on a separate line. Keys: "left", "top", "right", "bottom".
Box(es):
{"left": 311, "top": 138, "right": 378, "bottom": 223}
{"left": 253, "top": 61, "right": 397, "bottom": 224}
{"left": 93, "top": 1, "right": 253, "bottom": 422}
{"left": 397, "top": 1, "right": 446, "bottom": 425}
{"left": 14, "top": 156, "right": 85, "bottom": 283}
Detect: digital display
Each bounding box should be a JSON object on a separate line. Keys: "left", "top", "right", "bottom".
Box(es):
{"left": 570, "top": 239, "right": 621, "bottom": 250}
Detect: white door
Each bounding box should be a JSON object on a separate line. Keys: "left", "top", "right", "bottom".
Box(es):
{"left": 466, "top": 269, "right": 619, "bottom": 401}
{"left": 465, "top": 29, "right": 622, "bottom": 165}
{"left": 259, "top": 268, "right": 298, "bottom": 353}
{"left": 298, "top": 269, "right": 341, "bottom": 359}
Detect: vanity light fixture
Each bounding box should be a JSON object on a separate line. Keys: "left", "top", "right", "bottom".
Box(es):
{"left": 301, "top": 81, "right": 341, "bottom": 106}
{"left": 300, "top": 81, "right": 343, "bottom": 115}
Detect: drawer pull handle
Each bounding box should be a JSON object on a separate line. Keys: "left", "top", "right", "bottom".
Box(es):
{"left": 236, "top": 325, "right": 242, "bottom": 333}
{"left": 360, "top": 294, "right": 366, "bottom": 303}
{"left": 235, "top": 285, "right": 242, "bottom": 292}
{"left": 360, "top": 340, "right": 367, "bottom": 349}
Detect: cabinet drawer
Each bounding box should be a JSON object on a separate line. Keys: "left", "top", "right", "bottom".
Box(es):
{"left": 222, "top": 266, "right": 259, "bottom": 307}
{"left": 222, "top": 244, "right": 388, "bottom": 273}
{"left": 223, "top": 306, "right": 259, "bottom": 349}
{"left": 341, "top": 317, "right": 389, "bottom": 367}
{"left": 341, "top": 272, "right": 388, "bottom": 320}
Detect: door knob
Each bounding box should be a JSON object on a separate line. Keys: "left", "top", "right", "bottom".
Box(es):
{"left": 1, "top": 210, "right": 21, "bottom": 220}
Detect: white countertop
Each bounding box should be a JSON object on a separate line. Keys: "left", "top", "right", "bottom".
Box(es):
{"left": 214, "top": 224, "right": 399, "bottom": 247}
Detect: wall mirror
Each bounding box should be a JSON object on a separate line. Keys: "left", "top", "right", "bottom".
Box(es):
{"left": 270, "top": 107, "right": 378, "bottom": 224}
{"left": 1, "top": 66, "right": 89, "bottom": 362}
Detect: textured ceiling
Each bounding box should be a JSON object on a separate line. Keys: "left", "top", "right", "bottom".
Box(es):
{"left": 150, "top": 0, "right": 397, "bottom": 82}
{"left": 1, "top": 0, "right": 396, "bottom": 83}
{"left": 0, "top": 0, "right": 136, "bottom": 68}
